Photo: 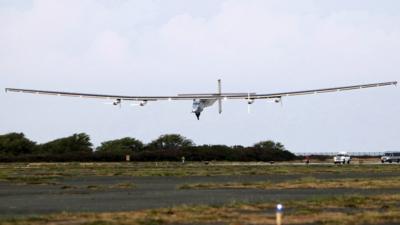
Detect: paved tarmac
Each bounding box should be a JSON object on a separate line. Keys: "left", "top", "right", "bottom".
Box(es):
{"left": 1, "top": 171, "right": 399, "bottom": 217}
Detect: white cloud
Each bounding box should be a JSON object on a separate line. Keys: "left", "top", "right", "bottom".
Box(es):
{"left": 0, "top": 0, "right": 399, "bottom": 152}
{"left": 88, "top": 30, "right": 130, "bottom": 64}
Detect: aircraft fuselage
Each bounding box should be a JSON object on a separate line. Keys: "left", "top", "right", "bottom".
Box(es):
{"left": 192, "top": 99, "right": 217, "bottom": 120}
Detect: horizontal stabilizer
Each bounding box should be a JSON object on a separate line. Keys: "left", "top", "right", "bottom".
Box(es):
{"left": 178, "top": 93, "right": 256, "bottom": 97}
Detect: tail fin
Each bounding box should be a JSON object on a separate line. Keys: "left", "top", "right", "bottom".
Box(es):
{"left": 218, "top": 79, "right": 222, "bottom": 114}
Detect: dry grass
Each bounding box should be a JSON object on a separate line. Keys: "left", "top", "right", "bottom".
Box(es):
{"left": 1, "top": 195, "right": 399, "bottom": 225}
{"left": 1, "top": 162, "right": 399, "bottom": 183}
{"left": 63, "top": 183, "right": 136, "bottom": 191}
{"left": 110, "top": 182, "right": 136, "bottom": 189}
{"left": 179, "top": 176, "right": 400, "bottom": 190}
{"left": 1, "top": 163, "right": 399, "bottom": 225}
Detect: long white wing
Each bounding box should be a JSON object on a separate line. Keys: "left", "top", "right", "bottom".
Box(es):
{"left": 5, "top": 81, "right": 397, "bottom": 101}
{"left": 224, "top": 81, "right": 397, "bottom": 100}
{"left": 4, "top": 88, "right": 194, "bottom": 101}
{"left": 4, "top": 88, "right": 254, "bottom": 101}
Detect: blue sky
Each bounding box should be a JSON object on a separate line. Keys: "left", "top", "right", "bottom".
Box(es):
{"left": 1, "top": 0, "right": 399, "bottom": 152}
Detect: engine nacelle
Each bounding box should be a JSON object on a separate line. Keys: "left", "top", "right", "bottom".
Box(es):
{"left": 274, "top": 98, "right": 281, "bottom": 103}
{"left": 139, "top": 100, "right": 148, "bottom": 106}
{"left": 247, "top": 99, "right": 255, "bottom": 105}
{"left": 113, "top": 99, "right": 121, "bottom": 106}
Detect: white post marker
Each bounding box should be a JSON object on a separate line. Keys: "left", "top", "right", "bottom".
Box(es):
{"left": 276, "top": 204, "right": 284, "bottom": 225}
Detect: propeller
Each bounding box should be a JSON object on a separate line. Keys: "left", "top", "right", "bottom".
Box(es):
{"left": 130, "top": 100, "right": 148, "bottom": 107}
{"left": 104, "top": 99, "right": 122, "bottom": 108}
{"left": 275, "top": 97, "right": 283, "bottom": 107}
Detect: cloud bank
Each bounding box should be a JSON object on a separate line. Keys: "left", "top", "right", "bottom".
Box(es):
{"left": 1, "top": 0, "right": 399, "bottom": 152}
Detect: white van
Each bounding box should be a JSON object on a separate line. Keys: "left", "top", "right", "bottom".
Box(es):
{"left": 334, "top": 152, "right": 351, "bottom": 164}
{"left": 381, "top": 152, "right": 400, "bottom": 163}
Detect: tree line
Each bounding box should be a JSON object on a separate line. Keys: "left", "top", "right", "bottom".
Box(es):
{"left": 0, "top": 133, "right": 297, "bottom": 162}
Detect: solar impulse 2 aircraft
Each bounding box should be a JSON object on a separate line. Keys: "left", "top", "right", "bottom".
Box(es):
{"left": 5, "top": 80, "right": 397, "bottom": 120}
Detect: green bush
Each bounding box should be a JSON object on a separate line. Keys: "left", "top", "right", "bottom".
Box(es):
{"left": 96, "top": 137, "right": 144, "bottom": 155}
{"left": 0, "top": 133, "right": 36, "bottom": 156}
{"left": 146, "top": 134, "right": 194, "bottom": 150}
{"left": 36, "top": 133, "right": 93, "bottom": 154}
{"left": 0, "top": 132, "right": 297, "bottom": 162}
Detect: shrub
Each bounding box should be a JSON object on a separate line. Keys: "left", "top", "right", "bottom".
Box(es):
{"left": 0, "top": 133, "right": 36, "bottom": 156}
{"left": 146, "top": 134, "right": 194, "bottom": 150}
{"left": 36, "top": 133, "right": 93, "bottom": 154}
{"left": 96, "top": 137, "right": 144, "bottom": 155}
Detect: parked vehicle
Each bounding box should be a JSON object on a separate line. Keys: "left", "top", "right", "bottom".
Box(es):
{"left": 334, "top": 152, "right": 351, "bottom": 164}
{"left": 381, "top": 152, "right": 400, "bottom": 163}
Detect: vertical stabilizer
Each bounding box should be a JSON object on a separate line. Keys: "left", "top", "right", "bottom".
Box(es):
{"left": 218, "top": 79, "right": 222, "bottom": 114}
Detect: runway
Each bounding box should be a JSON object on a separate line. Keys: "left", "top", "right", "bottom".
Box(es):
{"left": 1, "top": 168, "right": 399, "bottom": 217}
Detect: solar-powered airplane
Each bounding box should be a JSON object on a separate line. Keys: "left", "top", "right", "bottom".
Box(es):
{"left": 5, "top": 80, "right": 397, "bottom": 120}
